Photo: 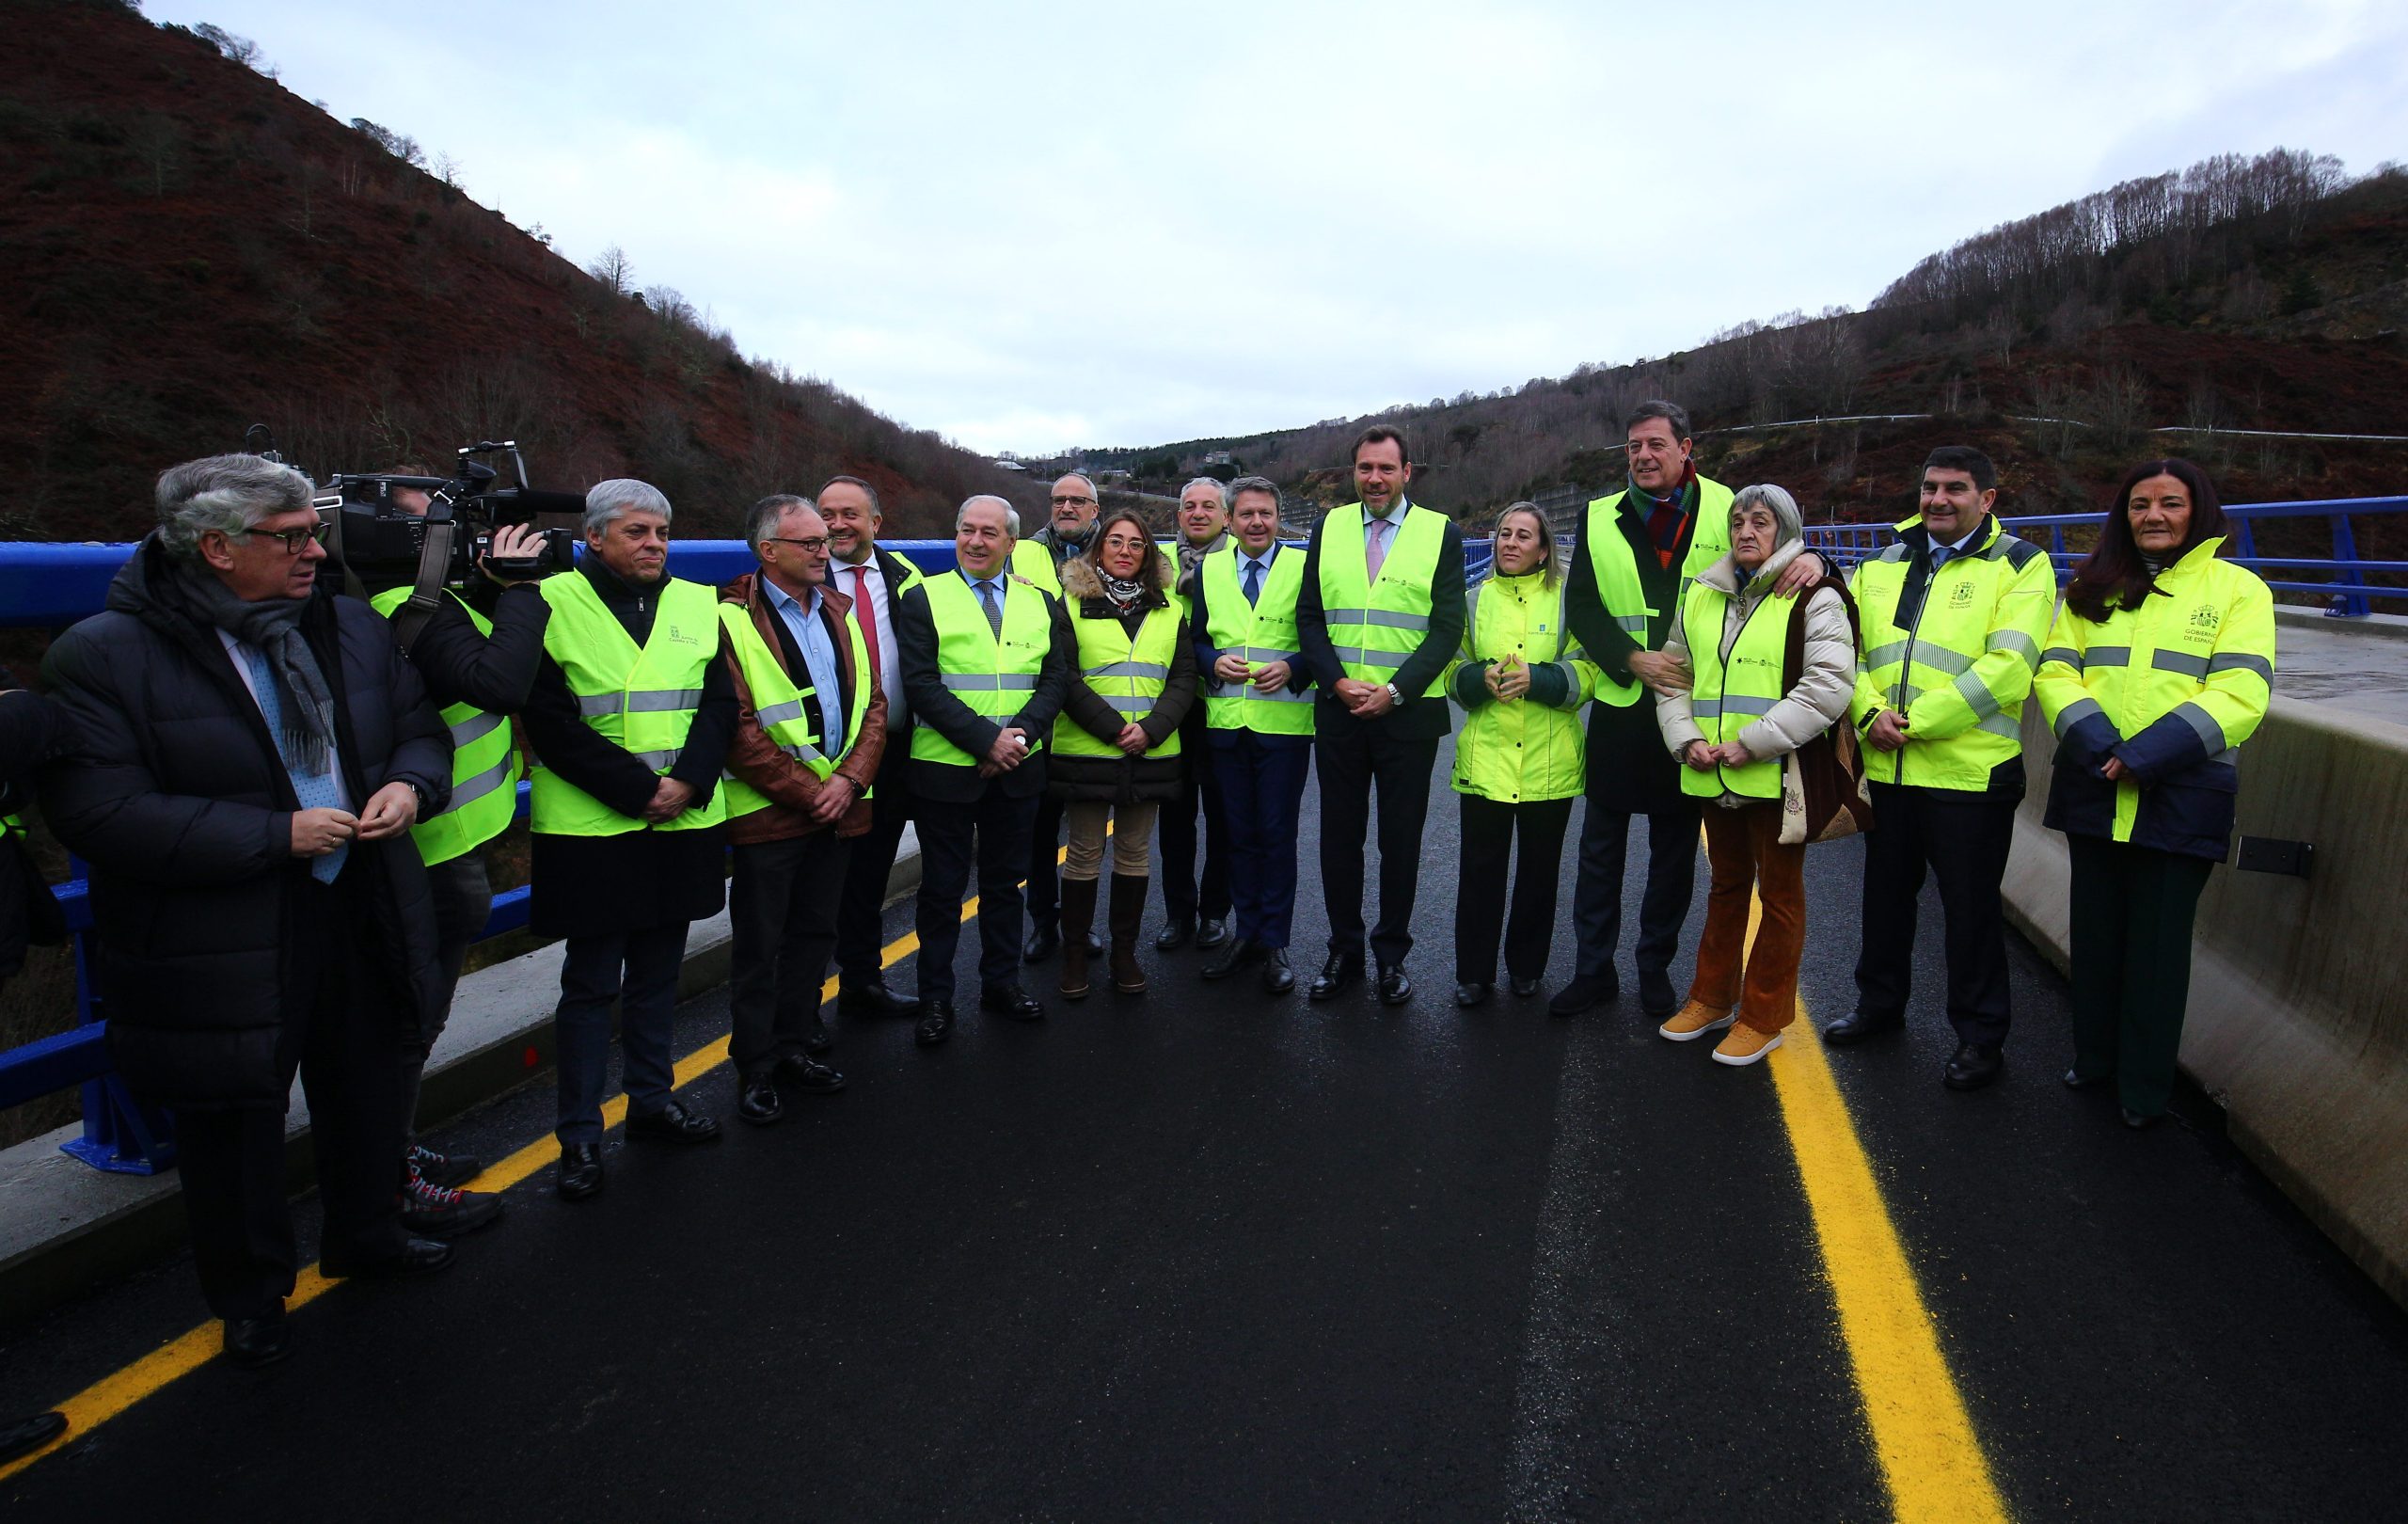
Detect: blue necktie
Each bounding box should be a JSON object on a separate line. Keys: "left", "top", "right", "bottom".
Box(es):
{"left": 243, "top": 644, "right": 346, "bottom": 883}
{"left": 976, "top": 579, "right": 1003, "bottom": 637}
{"left": 1243, "top": 559, "right": 1262, "bottom": 606}
{"left": 1929, "top": 546, "right": 1952, "bottom": 570}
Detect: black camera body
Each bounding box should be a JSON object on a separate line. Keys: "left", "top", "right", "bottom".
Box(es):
{"left": 316, "top": 441, "right": 584, "bottom": 590}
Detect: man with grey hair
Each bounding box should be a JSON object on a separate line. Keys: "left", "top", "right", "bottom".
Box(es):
{"left": 1156, "top": 475, "right": 1235, "bottom": 951}
{"left": 893, "top": 494, "right": 1075, "bottom": 1043}
{"left": 41, "top": 453, "right": 455, "bottom": 1364}
{"left": 717, "top": 493, "right": 882, "bottom": 1123}
{"left": 520, "top": 477, "right": 739, "bottom": 1199}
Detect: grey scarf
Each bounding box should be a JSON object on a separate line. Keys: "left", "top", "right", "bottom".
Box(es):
{"left": 183, "top": 568, "right": 339, "bottom": 775}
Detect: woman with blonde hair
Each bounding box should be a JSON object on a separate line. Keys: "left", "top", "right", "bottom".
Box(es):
{"left": 1447, "top": 504, "right": 1597, "bottom": 1007}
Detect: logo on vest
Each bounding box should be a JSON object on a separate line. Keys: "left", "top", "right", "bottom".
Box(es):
{"left": 1949, "top": 580, "right": 1975, "bottom": 609}
{"left": 2189, "top": 604, "right": 2221, "bottom": 634}
{"left": 667, "top": 623, "right": 698, "bottom": 647}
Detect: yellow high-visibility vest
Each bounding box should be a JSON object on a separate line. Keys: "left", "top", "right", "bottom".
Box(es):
{"left": 367, "top": 586, "right": 523, "bottom": 864}
{"left": 531, "top": 574, "right": 725, "bottom": 835}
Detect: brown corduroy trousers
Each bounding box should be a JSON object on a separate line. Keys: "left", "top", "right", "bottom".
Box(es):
{"left": 1687, "top": 801, "right": 1805, "bottom": 1033}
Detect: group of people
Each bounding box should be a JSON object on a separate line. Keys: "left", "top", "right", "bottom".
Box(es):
{"left": 0, "top": 401, "right": 2276, "bottom": 1370}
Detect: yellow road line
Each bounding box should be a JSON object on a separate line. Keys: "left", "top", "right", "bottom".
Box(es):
{"left": 1, "top": 881, "right": 993, "bottom": 1483}
{"left": 1760, "top": 908, "right": 2010, "bottom": 1523}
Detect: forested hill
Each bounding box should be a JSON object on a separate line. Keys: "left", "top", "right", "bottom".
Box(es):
{"left": 0, "top": 0, "right": 1037, "bottom": 542}
{"left": 1078, "top": 152, "right": 2408, "bottom": 525}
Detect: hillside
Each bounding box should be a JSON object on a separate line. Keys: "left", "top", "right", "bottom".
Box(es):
{"left": 0, "top": 0, "right": 1038, "bottom": 543}
{"left": 1078, "top": 154, "right": 2408, "bottom": 534}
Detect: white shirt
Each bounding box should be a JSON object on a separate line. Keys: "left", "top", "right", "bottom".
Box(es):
{"left": 833, "top": 551, "right": 906, "bottom": 733}
{"left": 216, "top": 627, "right": 354, "bottom": 811}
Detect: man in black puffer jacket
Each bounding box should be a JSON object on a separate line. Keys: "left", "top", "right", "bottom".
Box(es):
{"left": 40, "top": 453, "right": 455, "bottom": 1368}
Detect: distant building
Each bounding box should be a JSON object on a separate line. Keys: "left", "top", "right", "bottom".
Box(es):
{"left": 991, "top": 459, "right": 1027, "bottom": 472}
{"left": 1201, "top": 450, "right": 1234, "bottom": 468}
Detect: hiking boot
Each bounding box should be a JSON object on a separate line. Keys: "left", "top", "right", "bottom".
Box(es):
{"left": 406, "top": 1143, "right": 483, "bottom": 1189}
{"left": 399, "top": 1164, "right": 504, "bottom": 1238}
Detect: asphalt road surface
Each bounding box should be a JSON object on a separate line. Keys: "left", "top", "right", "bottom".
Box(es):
{"left": 7, "top": 742, "right": 2408, "bottom": 1521}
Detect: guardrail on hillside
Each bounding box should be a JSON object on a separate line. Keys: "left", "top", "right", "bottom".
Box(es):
{"left": 1804, "top": 495, "right": 2408, "bottom": 617}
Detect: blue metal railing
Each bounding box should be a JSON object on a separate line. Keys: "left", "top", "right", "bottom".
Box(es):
{"left": 1805, "top": 495, "right": 2408, "bottom": 617}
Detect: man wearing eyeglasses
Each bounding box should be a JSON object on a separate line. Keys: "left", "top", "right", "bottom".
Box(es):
{"left": 1018, "top": 473, "right": 1103, "bottom": 962}
{"left": 41, "top": 453, "right": 457, "bottom": 1365}
{"left": 717, "top": 496, "right": 884, "bottom": 1124}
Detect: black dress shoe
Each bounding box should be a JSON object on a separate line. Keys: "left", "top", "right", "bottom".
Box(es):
{"left": 777, "top": 1053, "right": 848, "bottom": 1093}
{"left": 839, "top": 979, "right": 922, "bottom": 1018}
{"left": 915, "top": 1001, "right": 955, "bottom": 1046}
{"left": 0, "top": 1410, "right": 69, "bottom": 1462}
{"left": 1823, "top": 1008, "right": 1906, "bottom": 1046}
{"left": 1022, "top": 923, "right": 1061, "bottom": 962}
{"left": 1377, "top": 964, "right": 1413, "bottom": 1007}
{"left": 626, "top": 1099, "right": 721, "bottom": 1144}
{"left": 2121, "top": 1106, "right": 2161, "bottom": 1130}
{"left": 556, "top": 1142, "right": 605, "bottom": 1199}
{"left": 2063, "top": 1068, "right": 2112, "bottom": 1090}
{"left": 1154, "top": 915, "right": 1196, "bottom": 951}
{"left": 1195, "top": 917, "right": 1230, "bottom": 950}
{"left": 1308, "top": 952, "right": 1362, "bottom": 1002}
{"left": 979, "top": 986, "right": 1046, "bottom": 1022}
{"left": 323, "top": 1237, "right": 454, "bottom": 1279}
{"left": 1510, "top": 976, "right": 1543, "bottom": 998}
{"left": 1261, "top": 949, "right": 1295, "bottom": 994}
{"left": 1637, "top": 967, "right": 1677, "bottom": 1019}
{"left": 1547, "top": 972, "right": 1617, "bottom": 1016}
{"left": 737, "top": 1072, "right": 784, "bottom": 1125}
{"left": 1201, "top": 938, "right": 1260, "bottom": 981}
{"left": 221, "top": 1305, "right": 290, "bottom": 1369}
{"left": 1455, "top": 981, "right": 1491, "bottom": 1008}
{"left": 803, "top": 1013, "right": 832, "bottom": 1054}
{"left": 1942, "top": 1042, "right": 2004, "bottom": 1090}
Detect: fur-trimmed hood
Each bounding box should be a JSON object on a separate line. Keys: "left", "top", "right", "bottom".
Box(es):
{"left": 1059, "top": 554, "right": 1170, "bottom": 611}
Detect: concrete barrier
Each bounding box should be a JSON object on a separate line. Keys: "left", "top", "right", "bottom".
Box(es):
{"left": 2003, "top": 697, "right": 2408, "bottom": 1307}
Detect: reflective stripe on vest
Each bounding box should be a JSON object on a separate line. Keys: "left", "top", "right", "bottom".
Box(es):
{"left": 531, "top": 574, "right": 726, "bottom": 835}
{"left": 1450, "top": 571, "right": 1591, "bottom": 803}
{"left": 715, "top": 599, "right": 873, "bottom": 820}
{"left": 1316, "top": 505, "right": 1450, "bottom": 696}
{"left": 911, "top": 573, "right": 1054, "bottom": 769}
{"left": 1199, "top": 545, "right": 1313, "bottom": 735}
{"left": 1057, "top": 602, "right": 1185, "bottom": 759}
{"left": 1679, "top": 579, "right": 1787, "bottom": 801}
{"left": 368, "top": 585, "right": 524, "bottom": 864}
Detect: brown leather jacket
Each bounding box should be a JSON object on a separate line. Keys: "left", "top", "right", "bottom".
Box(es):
{"left": 718, "top": 571, "right": 886, "bottom": 845}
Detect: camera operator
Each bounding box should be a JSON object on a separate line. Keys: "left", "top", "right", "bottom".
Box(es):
{"left": 356, "top": 466, "right": 555, "bottom": 1238}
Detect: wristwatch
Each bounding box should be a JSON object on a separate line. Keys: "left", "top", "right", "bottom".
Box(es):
{"left": 1384, "top": 682, "right": 1402, "bottom": 706}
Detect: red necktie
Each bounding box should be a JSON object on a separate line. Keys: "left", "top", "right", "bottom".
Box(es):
{"left": 851, "top": 564, "right": 881, "bottom": 685}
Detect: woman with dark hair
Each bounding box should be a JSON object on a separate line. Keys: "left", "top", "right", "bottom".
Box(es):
{"left": 1048, "top": 508, "right": 1198, "bottom": 999}
{"left": 2034, "top": 458, "right": 2275, "bottom": 1128}
{"left": 1446, "top": 504, "right": 1597, "bottom": 1007}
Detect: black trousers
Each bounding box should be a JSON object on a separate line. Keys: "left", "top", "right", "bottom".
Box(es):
{"left": 1314, "top": 725, "right": 1440, "bottom": 966}
{"left": 173, "top": 876, "right": 406, "bottom": 1319}
{"left": 916, "top": 789, "right": 1038, "bottom": 1004}
{"left": 834, "top": 766, "right": 912, "bottom": 985}
{"left": 1024, "top": 792, "right": 1065, "bottom": 935}
{"left": 402, "top": 849, "right": 492, "bottom": 1149}
{"left": 1157, "top": 709, "right": 1231, "bottom": 924}
{"left": 1853, "top": 781, "right": 2018, "bottom": 1046}
{"left": 729, "top": 833, "right": 850, "bottom": 1076}
{"left": 2067, "top": 834, "right": 2214, "bottom": 1117}
{"left": 1569, "top": 798, "right": 1700, "bottom": 980}
{"left": 1212, "top": 734, "right": 1312, "bottom": 949}
{"left": 1455, "top": 795, "right": 1576, "bottom": 985}
{"left": 555, "top": 922, "right": 689, "bottom": 1145}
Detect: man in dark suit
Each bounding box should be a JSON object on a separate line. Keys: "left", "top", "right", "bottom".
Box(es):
{"left": 892, "top": 496, "right": 1074, "bottom": 1044}
{"left": 820, "top": 475, "right": 927, "bottom": 1021}
{"left": 1294, "top": 426, "right": 1466, "bottom": 1006}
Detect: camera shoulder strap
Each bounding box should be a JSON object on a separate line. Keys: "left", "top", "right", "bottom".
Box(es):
{"left": 387, "top": 520, "right": 459, "bottom": 655}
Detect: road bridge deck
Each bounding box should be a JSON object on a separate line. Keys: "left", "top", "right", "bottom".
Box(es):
{"left": 5, "top": 742, "right": 2407, "bottom": 1520}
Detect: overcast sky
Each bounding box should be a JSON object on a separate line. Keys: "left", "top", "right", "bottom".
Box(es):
{"left": 153, "top": 0, "right": 2408, "bottom": 454}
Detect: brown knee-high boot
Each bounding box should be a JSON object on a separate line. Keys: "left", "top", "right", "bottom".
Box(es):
{"left": 1109, "top": 875, "right": 1149, "bottom": 995}
{"left": 1058, "top": 877, "right": 1098, "bottom": 1001}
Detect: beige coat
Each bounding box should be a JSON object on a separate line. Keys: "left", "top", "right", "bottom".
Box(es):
{"left": 1656, "top": 539, "right": 1856, "bottom": 802}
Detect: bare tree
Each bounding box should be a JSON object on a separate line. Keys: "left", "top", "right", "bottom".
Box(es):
{"left": 587, "top": 245, "right": 634, "bottom": 297}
